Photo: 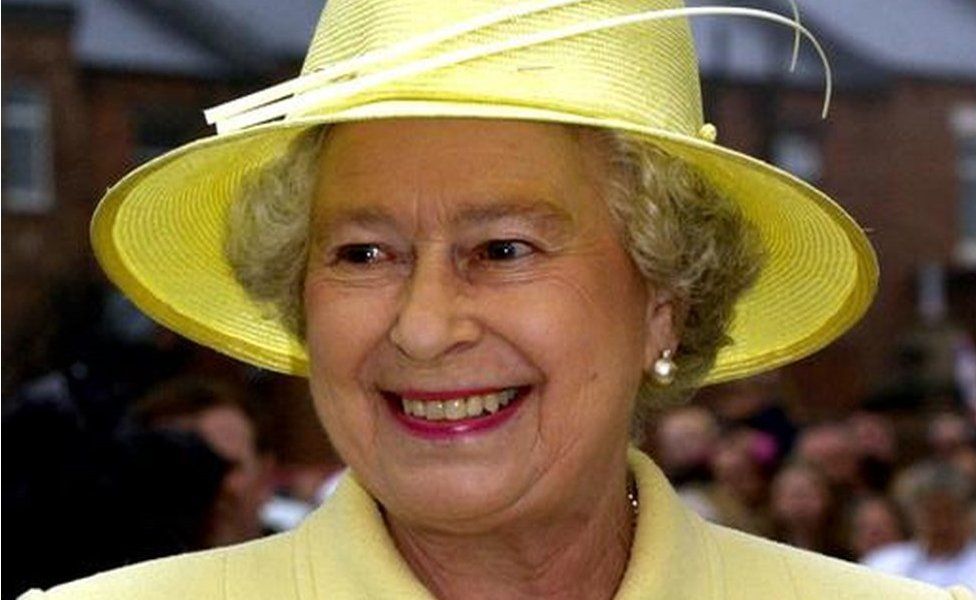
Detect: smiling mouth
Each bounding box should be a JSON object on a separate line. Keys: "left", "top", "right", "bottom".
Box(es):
{"left": 382, "top": 387, "right": 528, "bottom": 423}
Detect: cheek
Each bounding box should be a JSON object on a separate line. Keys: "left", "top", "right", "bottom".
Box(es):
{"left": 304, "top": 278, "right": 394, "bottom": 374}
{"left": 480, "top": 256, "right": 646, "bottom": 425}
{"left": 550, "top": 256, "right": 647, "bottom": 374}
{"left": 303, "top": 278, "right": 397, "bottom": 436}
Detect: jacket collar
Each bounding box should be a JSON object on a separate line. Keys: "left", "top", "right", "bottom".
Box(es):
{"left": 296, "top": 448, "right": 716, "bottom": 599}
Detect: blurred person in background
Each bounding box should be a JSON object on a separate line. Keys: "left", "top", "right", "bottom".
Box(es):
{"left": 705, "top": 428, "right": 776, "bottom": 537}
{"left": 706, "top": 372, "right": 797, "bottom": 462}
{"left": 654, "top": 406, "right": 719, "bottom": 487}
{"left": 928, "top": 412, "right": 976, "bottom": 484}
{"left": 653, "top": 406, "right": 721, "bottom": 520}
{"left": 864, "top": 462, "right": 976, "bottom": 589}
{"left": 258, "top": 462, "right": 328, "bottom": 533}
{"left": 770, "top": 462, "right": 847, "bottom": 558}
{"left": 847, "top": 411, "right": 899, "bottom": 493}
{"left": 132, "top": 377, "right": 273, "bottom": 547}
{"left": 929, "top": 412, "right": 976, "bottom": 459}
{"left": 795, "top": 421, "right": 865, "bottom": 510}
{"left": 848, "top": 495, "right": 907, "bottom": 562}
{"left": 953, "top": 451, "right": 976, "bottom": 490}
{"left": 260, "top": 461, "right": 348, "bottom": 533}
{"left": 4, "top": 394, "right": 228, "bottom": 599}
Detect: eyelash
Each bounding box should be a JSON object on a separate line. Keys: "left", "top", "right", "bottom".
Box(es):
{"left": 333, "top": 243, "right": 391, "bottom": 266}
{"left": 473, "top": 239, "right": 536, "bottom": 263}
{"left": 328, "top": 239, "right": 539, "bottom": 272}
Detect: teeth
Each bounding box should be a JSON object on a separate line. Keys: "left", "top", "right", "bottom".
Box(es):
{"left": 445, "top": 399, "right": 466, "bottom": 420}
{"left": 500, "top": 389, "right": 516, "bottom": 406}
{"left": 401, "top": 388, "right": 521, "bottom": 421}
{"left": 426, "top": 401, "right": 445, "bottom": 420}
{"left": 408, "top": 400, "right": 425, "bottom": 417}
{"left": 466, "top": 396, "right": 483, "bottom": 417}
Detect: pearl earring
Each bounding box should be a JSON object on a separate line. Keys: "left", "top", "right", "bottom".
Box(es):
{"left": 652, "top": 349, "right": 677, "bottom": 385}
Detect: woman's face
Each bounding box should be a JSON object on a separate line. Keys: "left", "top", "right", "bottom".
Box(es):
{"left": 303, "top": 119, "right": 675, "bottom": 530}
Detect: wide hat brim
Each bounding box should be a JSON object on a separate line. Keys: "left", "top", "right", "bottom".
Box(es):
{"left": 92, "top": 97, "right": 877, "bottom": 385}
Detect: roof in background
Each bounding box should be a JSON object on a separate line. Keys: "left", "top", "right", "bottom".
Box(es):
{"left": 691, "top": 3, "right": 880, "bottom": 88}
{"left": 797, "top": 0, "right": 976, "bottom": 81}
{"left": 4, "top": 0, "right": 321, "bottom": 77}
{"left": 691, "top": 0, "right": 976, "bottom": 85}
{"left": 75, "top": 0, "right": 235, "bottom": 76}
{"left": 3, "top": 0, "right": 975, "bottom": 82}
{"left": 3, "top": 0, "right": 70, "bottom": 8}
{"left": 74, "top": 0, "right": 321, "bottom": 76}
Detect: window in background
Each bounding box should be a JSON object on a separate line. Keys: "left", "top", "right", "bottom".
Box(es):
{"left": 2, "top": 84, "right": 55, "bottom": 213}
{"left": 951, "top": 104, "right": 976, "bottom": 268}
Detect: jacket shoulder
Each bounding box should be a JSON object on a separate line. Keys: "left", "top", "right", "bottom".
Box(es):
{"left": 20, "top": 531, "right": 299, "bottom": 600}
{"left": 705, "top": 523, "right": 971, "bottom": 600}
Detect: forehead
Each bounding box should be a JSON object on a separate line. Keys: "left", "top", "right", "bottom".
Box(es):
{"left": 311, "top": 118, "right": 614, "bottom": 227}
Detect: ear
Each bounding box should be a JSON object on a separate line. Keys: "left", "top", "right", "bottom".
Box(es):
{"left": 642, "top": 288, "right": 684, "bottom": 372}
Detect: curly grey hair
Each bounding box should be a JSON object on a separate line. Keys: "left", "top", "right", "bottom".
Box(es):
{"left": 225, "top": 124, "right": 763, "bottom": 427}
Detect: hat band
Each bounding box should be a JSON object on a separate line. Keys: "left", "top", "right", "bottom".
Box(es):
{"left": 205, "top": 2, "right": 830, "bottom": 135}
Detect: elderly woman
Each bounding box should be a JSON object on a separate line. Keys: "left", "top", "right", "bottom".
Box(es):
{"left": 24, "top": 1, "right": 973, "bottom": 599}
{"left": 864, "top": 462, "right": 976, "bottom": 590}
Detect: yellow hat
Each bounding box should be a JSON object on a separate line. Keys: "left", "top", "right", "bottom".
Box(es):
{"left": 91, "top": 0, "right": 877, "bottom": 384}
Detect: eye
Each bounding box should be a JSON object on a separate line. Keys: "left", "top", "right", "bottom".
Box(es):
{"left": 334, "top": 243, "right": 389, "bottom": 265}
{"left": 477, "top": 239, "right": 536, "bottom": 262}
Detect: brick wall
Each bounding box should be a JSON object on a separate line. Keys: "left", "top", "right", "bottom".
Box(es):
{"left": 2, "top": 10, "right": 95, "bottom": 386}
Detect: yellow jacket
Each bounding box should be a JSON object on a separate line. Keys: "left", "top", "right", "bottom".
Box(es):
{"left": 23, "top": 450, "right": 974, "bottom": 599}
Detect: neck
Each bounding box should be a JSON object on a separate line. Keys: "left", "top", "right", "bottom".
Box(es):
{"left": 386, "top": 468, "right": 635, "bottom": 600}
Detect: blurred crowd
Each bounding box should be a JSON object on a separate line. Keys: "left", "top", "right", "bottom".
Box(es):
{"left": 649, "top": 375, "right": 976, "bottom": 590}
{"left": 3, "top": 285, "right": 343, "bottom": 599}
{"left": 3, "top": 284, "right": 976, "bottom": 597}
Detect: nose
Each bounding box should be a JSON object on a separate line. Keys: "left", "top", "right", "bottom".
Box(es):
{"left": 388, "top": 250, "right": 482, "bottom": 362}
